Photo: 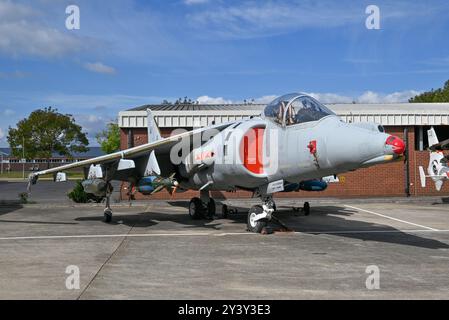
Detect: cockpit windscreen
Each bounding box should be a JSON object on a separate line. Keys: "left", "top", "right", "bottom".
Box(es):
{"left": 264, "top": 93, "right": 336, "bottom": 126}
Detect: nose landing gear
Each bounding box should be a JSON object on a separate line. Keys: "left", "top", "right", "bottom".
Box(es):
{"left": 247, "top": 196, "right": 275, "bottom": 233}
{"left": 247, "top": 205, "right": 267, "bottom": 233}
{"left": 247, "top": 198, "right": 311, "bottom": 233}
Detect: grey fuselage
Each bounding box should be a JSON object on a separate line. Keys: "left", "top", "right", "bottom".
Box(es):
{"left": 179, "top": 114, "right": 401, "bottom": 193}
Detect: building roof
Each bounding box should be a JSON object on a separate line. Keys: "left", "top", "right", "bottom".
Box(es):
{"left": 129, "top": 102, "right": 449, "bottom": 114}
{"left": 128, "top": 103, "right": 265, "bottom": 111}
{"left": 119, "top": 102, "right": 449, "bottom": 128}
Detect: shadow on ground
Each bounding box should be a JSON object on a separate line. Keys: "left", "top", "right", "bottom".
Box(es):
{"left": 75, "top": 203, "right": 449, "bottom": 250}
{"left": 75, "top": 211, "right": 225, "bottom": 230}
{"left": 273, "top": 205, "right": 449, "bottom": 250}
{"left": 0, "top": 204, "right": 78, "bottom": 225}
{"left": 0, "top": 204, "right": 23, "bottom": 217}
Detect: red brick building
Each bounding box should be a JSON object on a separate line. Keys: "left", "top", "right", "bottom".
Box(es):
{"left": 118, "top": 103, "right": 449, "bottom": 199}
{"left": 0, "top": 147, "right": 104, "bottom": 173}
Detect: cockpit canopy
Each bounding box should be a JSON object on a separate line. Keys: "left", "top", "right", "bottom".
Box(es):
{"left": 264, "top": 93, "right": 336, "bottom": 126}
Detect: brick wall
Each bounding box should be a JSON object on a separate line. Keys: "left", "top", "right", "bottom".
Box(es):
{"left": 120, "top": 128, "right": 186, "bottom": 150}
{"left": 119, "top": 126, "right": 449, "bottom": 200}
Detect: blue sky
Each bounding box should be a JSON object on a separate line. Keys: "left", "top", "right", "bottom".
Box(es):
{"left": 1, "top": 0, "right": 449, "bottom": 146}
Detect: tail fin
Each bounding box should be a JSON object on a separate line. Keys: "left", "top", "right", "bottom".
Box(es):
{"left": 147, "top": 108, "right": 162, "bottom": 143}
{"left": 428, "top": 127, "right": 439, "bottom": 147}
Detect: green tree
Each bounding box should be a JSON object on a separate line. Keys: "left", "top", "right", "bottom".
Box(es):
{"left": 96, "top": 123, "right": 120, "bottom": 154}
{"left": 409, "top": 80, "right": 449, "bottom": 102}
{"left": 7, "top": 107, "right": 89, "bottom": 168}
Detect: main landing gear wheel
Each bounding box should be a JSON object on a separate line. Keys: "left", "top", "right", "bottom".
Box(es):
{"left": 222, "top": 204, "right": 229, "bottom": 219}
{"left": 207, "top": 198, "right": 216, "bottom": 218}
{"left": 303, "top": 202, "right": 310, "bottom": 216}
{"left": 189, "top": 197, "right": 203, "bottom": 220}
{"left": 247, "top": 205, "right": 267, "bottom": 233}
{"left": 104, "top": 209, "right": 112, "bottom": 223}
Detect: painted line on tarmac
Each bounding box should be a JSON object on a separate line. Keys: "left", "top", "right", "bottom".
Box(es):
{"left": 345, "top": 205, "right": 439, "bottom": 231}
{"left": 299, "top": 229, "right": 449, "bottom": 235}
{"left": 0, "top": 232, "right": 256, "bottom": 241}
{"left": 1, "top": 229, "right": 449, "bottom": 241}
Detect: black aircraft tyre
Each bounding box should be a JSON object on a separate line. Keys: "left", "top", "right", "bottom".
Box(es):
{"left": 304, "top": 202, "right": 310, "bottom": 216}
{"left": 222, "top": 204, "right": 228, "bottom": 218}
{"left": 207, "top": 198, "right": 216, "bottom": 217}
{"left": 104, "top": 209, "right": 112, "bottom": 223}
{"left": 247, "top": 205, "right": 267, "bottom": 233}
{"left": 189, "top": 197, "right": 203, "bottom": 220}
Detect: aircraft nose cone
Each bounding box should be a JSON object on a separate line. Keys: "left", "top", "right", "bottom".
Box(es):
{"left": 385, "top": 135, "right": 406, "bottom": 155}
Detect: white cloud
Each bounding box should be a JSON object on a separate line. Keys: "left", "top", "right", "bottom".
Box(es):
{"left": 357, "top": 90, "right": 421, "bottom": 103}
{"left": 0, "top": 1, "right": 93, "bottom": 58}
{"left": 43, "top": 93, "right": 167, "bottom": 111}
{"left": 187, "top": 1, "right": 362, "bottom": 39}
{"left": 84, "top": 62, "right": 116, "bottom": 75}
{"left": 196, "top": 95, "right": 277, "bottom": 104}
{"left": 307, "top": 92, "right": 354, "bottom": 104}
{"left": 0, "top": 70, "right": 28, "bottom": 79}
{"left": 1, "top": 109, "right": 15, "bottom": 116}
{"left": 0, "top": 1, "right": 35, "bottom": 22}
{"left": 308, "top": 90, "right": 420, "bottom": 104}
{"left": 0, "top": 21, "right": 87, "bottom": 58}
{"left": 184, "top": 0, "right": 209, "bottom": 5}
{"left": 196, "top": 90, "right": 420, "bottom": 105}
{"left": 196, "top": 96, "right": 233, "bottom": 104}
{"left": 187, "top": 1, "right": 445, "bottom": 39}
{"left": 252, "top": 95, "right": 278, "bottom": 104}
{"left": 0, "top": 127, "right": 4, "bottom": 140}
{"left": 72, "top": 113, "right": 113, "bottom": 145}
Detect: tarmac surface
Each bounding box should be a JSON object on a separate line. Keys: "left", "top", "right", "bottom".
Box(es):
{"left": 1, "top": 181, "right": 449, "bottom": 299}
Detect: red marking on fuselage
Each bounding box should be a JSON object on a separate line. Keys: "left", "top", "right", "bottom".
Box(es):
{"left": 241, "top": 127, "right": 265, "bottom": 174}
{"left": 308, "top": 140, "right": 317, "bottom": 154}
{"left": 195, "top": 151, "right": 214, "bottom": 162}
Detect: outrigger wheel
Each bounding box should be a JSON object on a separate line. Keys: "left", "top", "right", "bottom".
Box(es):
{"left": 104, "top": 208, "right": 112, "bottom": 223}
{"left": 247, "top": 205, "right": 267, "bottom": 233}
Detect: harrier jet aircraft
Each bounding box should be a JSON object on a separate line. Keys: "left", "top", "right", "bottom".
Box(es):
{"left": 419, "top": 127, "right": 449, "bottom": 191}
{"left": 28, "top": 93, "right": 406, "bottom": 232}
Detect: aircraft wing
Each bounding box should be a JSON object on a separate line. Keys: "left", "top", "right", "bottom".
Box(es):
{"left": 429, "top": 138, "right": 449, "bottom": 151}
{"left": 28, "top": 121, "right": 235, "bottom": 186}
